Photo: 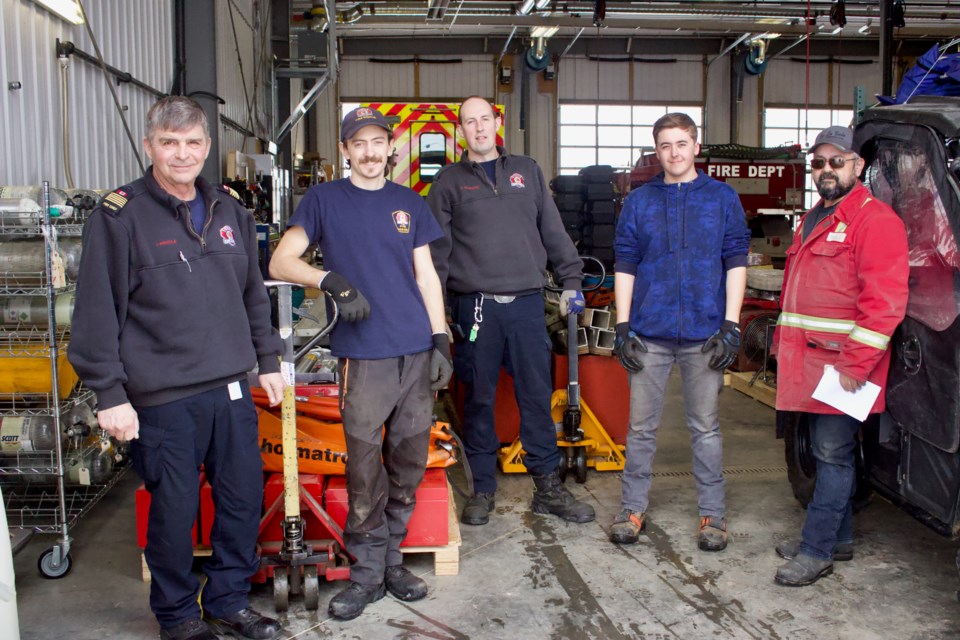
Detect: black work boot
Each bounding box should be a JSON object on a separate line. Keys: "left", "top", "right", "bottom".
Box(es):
{"left": 530, "top": 471, "right": 595, "bottom": 523}
{"left": 159, "top": 619, "right": 218, "bottom": 640}
{"left": 206, "top": 608, "right": 281, "bottom": 639}
{"left": 328, "top": 581, "right": 387, "bottom": 620}
{"left": 385, "top": 565, "right": 428, "bottom": 601}
{"left": 774, "top": 554, "right": 834, "bottom": 586}
{"left": 461, "top": 492, "right": 495, "bottom": 526}
{"left": 776, "top": 539, "right": 854, "bottom": 562}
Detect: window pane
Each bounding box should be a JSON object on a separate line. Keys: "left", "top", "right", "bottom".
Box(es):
{"left": 667, "top": 106, "right": 702, "bottom": 125}
{"left": 633, "top": 126, "right": 654, "bottom": 147}
{"left": 560, "top": 104, "right": 596, "bottom": 125}
{"left": 764, "top": 108, "right": 797, "bottom": 128}
{"left": 764, "top": 129, "right": 799, "bottom": 148}
{"left": 804, "top": 110, "right": 834, "bottom": 129}
{"left": 561, "top": 147, "right": 595, "bottom": 169}
{"left": 597, "top": 147, "right": 634, "bottom": 167}
{"left": 598, "top": 126, "right": 631, "bottom": 146}
{"left": 597, "top": 105, "right": 632, "bottom": 124}
{"left": 832, "top": 110, "right": 853, "bottom": 127}
{"left": 633, "top": 105, "right": 667, "bottom": 123}
{"left": 560, "top": 125, "right": 596, "bottom": 146}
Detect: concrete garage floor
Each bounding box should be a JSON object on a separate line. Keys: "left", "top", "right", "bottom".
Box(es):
{"left": 11, "top": 371, "right": 960, "bottom": 640}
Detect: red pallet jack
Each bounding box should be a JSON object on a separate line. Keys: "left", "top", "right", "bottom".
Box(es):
{"left": 258, "top": 282, "right": 351, "bottom": 611}
{"left": 498, "top": 259, "right": 626, "bottom": 482}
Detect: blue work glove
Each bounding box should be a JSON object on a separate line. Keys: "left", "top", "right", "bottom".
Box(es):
{"left": 702, "top": 320, "right": 741, "bottom": 371}
{"left": 319, "top": 271, "right": 370, "bottom": 322}
{"left": 614, "top": 322, "right": 647, "bottom": 374}
{"left": 430, "top": 333, "right": 454, "bottom": 391}
{"left": 560, "top": 289, "right": 586, "bottom": 317}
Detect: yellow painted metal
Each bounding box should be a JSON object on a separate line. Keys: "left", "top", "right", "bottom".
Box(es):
{"left": 497, "top": 391, "right": 626, "bottom": 473}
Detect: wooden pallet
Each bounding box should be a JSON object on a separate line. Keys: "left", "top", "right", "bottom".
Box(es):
{"left": 729, "top": 371, "right": 777, "bottom": 408}
{"left": 141, "top": 482, "right": 462, "bottom": 582}
{"left": 400, "top": 481, "right": 461, "bottom": 576}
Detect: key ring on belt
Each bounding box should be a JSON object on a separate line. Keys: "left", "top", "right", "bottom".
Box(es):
{"left": 468, "top": 293, "right": 483, "bottom": 342}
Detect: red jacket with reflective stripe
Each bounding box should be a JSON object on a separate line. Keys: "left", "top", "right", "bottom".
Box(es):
{"left": 775, "top": 182, "right": 909, "bottom": 414}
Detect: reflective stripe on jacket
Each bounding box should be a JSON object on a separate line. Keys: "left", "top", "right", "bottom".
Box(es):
{"left": 774, "top": 181, "right": 909, "bottom": 414}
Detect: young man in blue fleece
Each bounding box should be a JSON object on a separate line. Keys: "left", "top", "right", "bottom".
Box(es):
{"left": 610, "top": 112, "right": 750, "bottom": 552}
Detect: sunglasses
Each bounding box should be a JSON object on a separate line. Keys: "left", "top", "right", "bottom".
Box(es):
{"left": 810, "top": 155, "right": 857, "bottom": 170}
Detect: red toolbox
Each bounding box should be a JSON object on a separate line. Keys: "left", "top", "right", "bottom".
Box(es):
{"left": 324, "top": 468, "right": 449, "bottom": 547}
{"left": 136, "top": 472, "right": 203, "bottom": 549}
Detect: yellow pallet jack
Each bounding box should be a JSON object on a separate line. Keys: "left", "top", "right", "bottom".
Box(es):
{"left": 499, "top": 262, "right": 626, "bottom": 483}
{"left": 259, "top": 282, "right": 351, "bottom": 612}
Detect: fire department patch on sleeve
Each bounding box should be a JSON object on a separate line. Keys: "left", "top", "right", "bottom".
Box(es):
{"left": 101, "top": 190, "right": 128, "bottom": 212}
{"left": 392, "top": 209, "right": 411, "bottom": 234}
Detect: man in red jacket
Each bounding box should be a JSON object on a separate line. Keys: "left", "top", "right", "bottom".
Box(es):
{"left": 773, "top": 126, "right": 909, "bottom": 586}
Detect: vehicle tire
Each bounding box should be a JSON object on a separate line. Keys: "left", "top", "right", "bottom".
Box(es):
{"left": 783, "top": 411, "right": 817, "bottom": 507}
{"left": 783, "top": 410, "right": 872, "bottom": 510}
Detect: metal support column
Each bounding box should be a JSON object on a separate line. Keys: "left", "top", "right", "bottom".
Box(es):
{"left": 879, "top": 0, "right": 895, "bottom": 97}
{"left": 177, "top": 0, "right": 221, "bottom": 184}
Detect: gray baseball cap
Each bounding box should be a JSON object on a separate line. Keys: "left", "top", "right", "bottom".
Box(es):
{"left": 340, "top": 106, "right": 392, "bottom": 142}
{"left": 809, "top": 125, "right": 855, "bottom": 154}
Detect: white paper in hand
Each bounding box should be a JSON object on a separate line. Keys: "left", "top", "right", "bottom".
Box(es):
{"left": 811, "top": 365, "right": 881, "bottom": 422}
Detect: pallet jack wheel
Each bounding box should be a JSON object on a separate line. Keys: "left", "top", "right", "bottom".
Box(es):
{"left": 574, "top": 447, "right": 588, "bottom": 484}
{"left": 273, "top": 567, "right": 290, "bottom": 612}
{"left": 303, "top": 566, "right": 320, "bottom": 610}
{"left": 557, "top": 449, "right": 569, "bottom": 483}
{"left": 289, "top": 563, "right": 302, "bottom": 596}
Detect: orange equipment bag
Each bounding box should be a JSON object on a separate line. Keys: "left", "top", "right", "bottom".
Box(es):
{"left": 252, "top": 388, "right": 458, "bottom": 475}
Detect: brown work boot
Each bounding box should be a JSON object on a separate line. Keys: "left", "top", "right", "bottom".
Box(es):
{"left": 698, "top": 515, "right": 728, "bottom": 551}
{"left": 609, "top": 509, "right": 646, "bottom": 544}
{"left": 776, "top": 539, "right": 854, "bottom": 562}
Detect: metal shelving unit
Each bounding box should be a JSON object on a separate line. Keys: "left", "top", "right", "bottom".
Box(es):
{"left": 0, "top": 182, "right": 127, "bottom": 576}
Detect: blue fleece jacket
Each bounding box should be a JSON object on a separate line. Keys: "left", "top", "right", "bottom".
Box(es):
{"left": 614, "top": 170, "right": 750, "bottom": 344}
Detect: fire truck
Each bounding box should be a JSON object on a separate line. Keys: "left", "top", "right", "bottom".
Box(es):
{"left": 361, "top": 102, "right": 505, "bottom": 196}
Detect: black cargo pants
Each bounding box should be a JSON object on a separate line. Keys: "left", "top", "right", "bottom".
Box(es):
{"left": 338, "top": 350, "right": 433, "bottom": 586}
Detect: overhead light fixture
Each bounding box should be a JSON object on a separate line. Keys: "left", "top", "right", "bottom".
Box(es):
{"left": 530, "top": 25, "right": 559, "bottom": 39}
{"left": 858, "top": 19, "right": 872, "bottom": 34}
{"left": 517, "top": 0, "right": 551, "bottom": 16}
{"left": 31, "top": 0, "right": 84, "bottom": 24}
{"left": 427, "top": 0, "right": 450, "bottom": 21}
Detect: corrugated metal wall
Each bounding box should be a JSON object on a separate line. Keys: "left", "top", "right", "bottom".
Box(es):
{"left": 216, "top": 0, "right": 270, "bottom": 160}
{"left": 338, "top": 54, "right": 494, "bottom": 100}
{"left": 763, "top": 57, "right": 880, "bottom": 106}
{"left": 1, "top": 0, "right": 172, "bottom": 190}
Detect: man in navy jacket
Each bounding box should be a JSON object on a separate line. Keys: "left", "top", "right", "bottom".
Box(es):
{"left": 610, "top": 112, "right": 750, "bottom": 552}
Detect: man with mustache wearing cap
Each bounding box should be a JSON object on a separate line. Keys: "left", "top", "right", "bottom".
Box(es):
{"left": 772, "top": 125, "right": 909, "bottom": 586}
{"left": 269, "top": 106, "right": 452, "bottom": 619}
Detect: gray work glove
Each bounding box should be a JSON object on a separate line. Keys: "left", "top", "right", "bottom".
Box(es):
{"left": 319, "top": 271, "right": 370, "bottom": 322}
{"left": 430, "top": 333, "right": 453, "bottom": 391}
{"left": 559, "top": 289, "right": 585, "bottom": 317}
{"left": 614, "top": 322, "right": 647, "bottom": 374}
{"left": 702, "top": 320, "right": 741, "bottom": 371}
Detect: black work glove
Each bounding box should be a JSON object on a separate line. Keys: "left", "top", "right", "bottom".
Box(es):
{"left": 430, "top": 333, "right": 453, "bottom": 391}
{"left": 319, "top": 271, "right": 370, "bottom": 322}
{"left": 702, "top": 320, "right": 741, "bottom": 371}
{"left": 613, "top": 322, "right": 647, "bottom": 374}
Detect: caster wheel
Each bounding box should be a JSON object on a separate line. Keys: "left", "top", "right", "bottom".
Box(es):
{"left": 38, "top": 547, "right": 72, "bottom": 579}
{"left": 557, "top": 449, "right": 569, "bottom": 483}
{"left": 304, "top": 566, "right": 320, "bottom": 611}
{"left": 574, "top": 447, "right": 588, "bottom": 484}
{"left": 273, "top": 567, "right": 289, "bottom": 612}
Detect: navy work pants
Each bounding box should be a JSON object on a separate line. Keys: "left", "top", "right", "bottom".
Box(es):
{"left": 451, "top": 292, "right": 560, "bottom": 493}
{"left": 799, "top": 412, "right": 858, "bottom": 560}
{"left": 338, "top": 352, "right": 433, "bottom": 586}
{"left": 132, "top": 380, "right": 263, "bottom": 629}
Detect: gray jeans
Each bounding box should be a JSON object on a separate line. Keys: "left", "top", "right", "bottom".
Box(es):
{"left": 621, "top": 341, "right": 725, "bottom": 518}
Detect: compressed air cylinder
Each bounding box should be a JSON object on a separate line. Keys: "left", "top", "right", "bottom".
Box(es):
{"left": 0, "top": 416, "right": 59, "bottom": 452}
{"left": 0, "top": 240, "right": 68, "bottom": 287}
{"left": 0, "top": 293, "right": 74, "bottom": 327}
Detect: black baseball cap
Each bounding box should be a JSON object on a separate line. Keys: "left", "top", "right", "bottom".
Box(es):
{"left": 340, "top": 107, "right": 392, "bottom": 142}
{"left": 809, "top": 125, "right": 855, "bottom": 154}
